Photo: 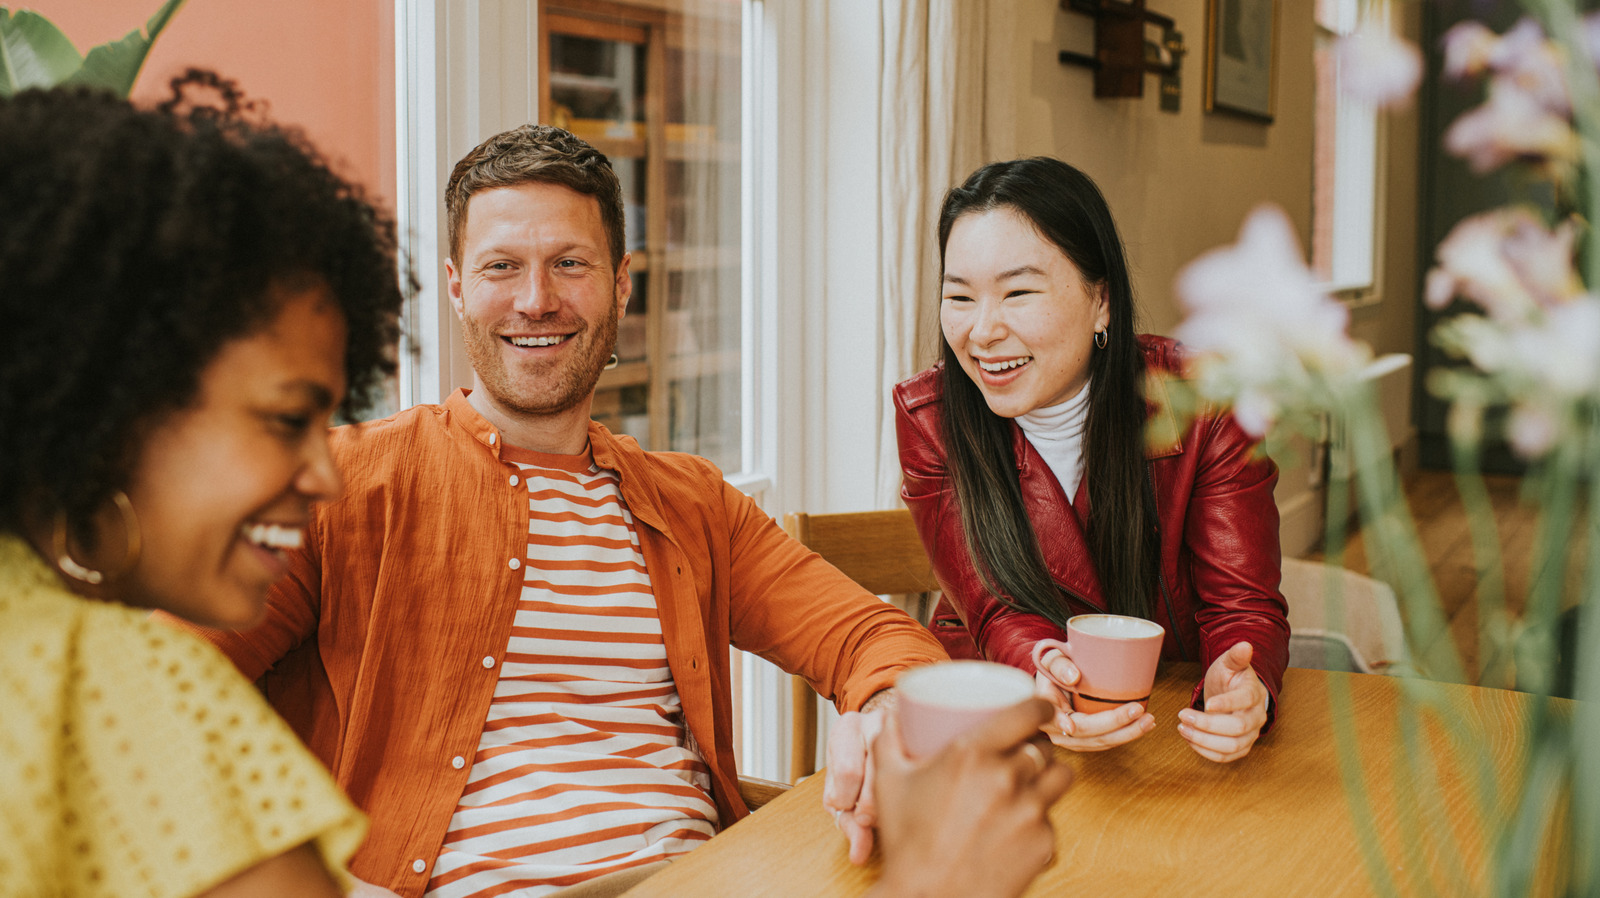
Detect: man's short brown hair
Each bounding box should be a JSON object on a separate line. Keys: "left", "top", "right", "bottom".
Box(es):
{"left": 445, "top": 124, "right": 626, "bottom": 268}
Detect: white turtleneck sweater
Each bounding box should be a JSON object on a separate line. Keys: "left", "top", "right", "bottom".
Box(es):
{"left": 1016, "top": 380, "right": 1091, "bottom": 504}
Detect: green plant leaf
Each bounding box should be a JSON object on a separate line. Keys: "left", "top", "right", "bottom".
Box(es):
{"left": 63, "top": 0, "right": 187, "bottom": 97}
{"left": 142, "top": 0, "right": 186, "bottom": 38}
{"left": 0, "top": 8, "right": 83, "bottom": 97}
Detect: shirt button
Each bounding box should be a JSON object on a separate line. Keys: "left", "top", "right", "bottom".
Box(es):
{"left": 508, "top": 474, "right": 520, "bottom": 487}
{"left": 413, "top": 858, "right": 426, "bottom": 874}
{"left": 488, "top": 433, "right": 497, "bottom": 445}
{"left": 508, "top": 558, "right": 521, "bottom": 570}
{"left": 452, "top": 755, "right": 466, "bottom": 769}
{"left": 482, "top": 656, "right": 496, "bottom": 669}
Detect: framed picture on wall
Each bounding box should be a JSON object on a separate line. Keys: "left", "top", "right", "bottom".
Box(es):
{"left": 1205, "top": 0, "right": 1277, "bottom": 121}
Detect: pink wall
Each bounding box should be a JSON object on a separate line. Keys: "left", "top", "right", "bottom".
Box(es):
{"left": 26, "top": 0, "right": 396, "bottom": 208}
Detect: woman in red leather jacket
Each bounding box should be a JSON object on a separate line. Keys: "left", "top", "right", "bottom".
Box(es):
{"left": 895, "top": 157, "right": 1290, "bottom": 762}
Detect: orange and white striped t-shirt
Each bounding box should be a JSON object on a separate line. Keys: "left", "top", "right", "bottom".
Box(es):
{"left": 424, "top": 445, "right": 719, "bottom": 898}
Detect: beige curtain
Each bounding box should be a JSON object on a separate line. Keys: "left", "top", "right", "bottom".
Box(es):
{"left": 874, "top": 0, "right": 993, "bottom": 508}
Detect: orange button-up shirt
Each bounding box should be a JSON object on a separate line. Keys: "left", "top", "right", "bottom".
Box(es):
{"left": 179, "top": 391, "right": 945, "bottom": 896}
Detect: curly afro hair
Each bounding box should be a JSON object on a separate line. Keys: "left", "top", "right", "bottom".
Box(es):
{"left": 0, "top": 70, "right": 407, "bottom": 537}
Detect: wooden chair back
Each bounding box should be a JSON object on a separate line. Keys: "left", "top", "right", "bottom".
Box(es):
{"left": 736, "top": 774, "right": 790, "bottom": 812}
{"left": 783, "top": 509, "right": 940, "bottom": 596}
{"left": 781, "top": 509, "right": 938, "bottom": 782}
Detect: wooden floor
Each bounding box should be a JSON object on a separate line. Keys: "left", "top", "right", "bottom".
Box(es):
{"left": 1309, "top": 469, "right": 1584, "bottom": 685}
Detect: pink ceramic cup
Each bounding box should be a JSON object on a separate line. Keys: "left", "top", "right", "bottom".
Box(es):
{"left": 1031, "top": 614, "right": 1164, "bottom": 715}
{"left": 895, "top": 661, "right": 1037, "bottom": 759}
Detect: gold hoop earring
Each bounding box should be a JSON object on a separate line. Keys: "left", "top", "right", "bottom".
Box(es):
{"left": 605, "top": 353, "right": 620, "bottom": 370}
{"left": 51, "top": 490, "right": 142, "bottom": 586}
{"left": 1094, "top": 330, "right": 1108, "bottom": 350}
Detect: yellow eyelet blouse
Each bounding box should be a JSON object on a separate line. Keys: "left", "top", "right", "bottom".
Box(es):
{"left": 0, "top": 536, "right": 366, "bottom": 896}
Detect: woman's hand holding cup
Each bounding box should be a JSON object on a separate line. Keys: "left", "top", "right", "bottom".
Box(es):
{"left": 867, "top": 697, "right": 1074, "bottom": 898}
{"left": 1032, "top": 639, "right": 1155, "bottom": 751}
{"left": 1030, "top": 613, "right": 1165, "bottom": 752}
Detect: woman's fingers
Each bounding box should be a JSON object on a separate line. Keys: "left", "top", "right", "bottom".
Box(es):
{"left": 1061, "top": 702, "right": 1147, "bottom": 736}
{"left": 1202, "top": 685, "right": 1260, "bottom": 714}
{"left": 1176, "top": 714, "right": 1259, "bottom": 761}
{"left": 966, "top": 698, "right": 1057, "bottom": 752}
{"left": 842, "top": 811, "right": 877, "bottom": 864}
{"left": 1037, "top": 650, "right": 1080, "bottom": 690}
{"left": 866, "top": 698, "right": 1074, "bottom": 898}
{"left": 1177, "top": 707, "right": 1256, "bottom": 738}
{"left": 1033, "top": 672, "right": 1075, "bottom": 719}
{"left": 1032, "top": 753, "right": 1076, "bottom": 804}
{"left": 1182, "top": 740, "right": 1248, "bottom": 764}
{"left": 1048, "top": 703, "right": 1154, "bottom": 751}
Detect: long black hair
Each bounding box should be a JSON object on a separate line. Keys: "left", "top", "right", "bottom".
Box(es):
{"left": 937, "top": 158, "right": 1157, "bottom": 624}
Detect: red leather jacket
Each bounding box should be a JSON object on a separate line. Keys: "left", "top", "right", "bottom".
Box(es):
{"left": 894, "top": 335, "right": 1290, "bottom": 720}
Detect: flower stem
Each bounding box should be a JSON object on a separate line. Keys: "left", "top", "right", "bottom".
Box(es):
{"left": 1449, "top": 436, "right": 1511, "bottom": 688}
{"left": 1323, "top": 430, "right": 1403, "bottom": 898}
{"left": 1569, "top": 403, "right": 1599, "bottom": 896}
{"left": 1344, "top": 385, "right": 1467, "bottom": 684}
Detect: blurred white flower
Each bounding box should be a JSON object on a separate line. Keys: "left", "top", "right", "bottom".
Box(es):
{"left": 1512, "top": 297, "right": 1600, "bottom": 395}
{"left": 1231, "top": 390, "right": 1277, "bottom": 440}
{"left": 1487, "top": 18, "right": 1570, "bottom": 114}
{"left": 1443, "top": 83, "right": 1578, "bottom": 173}
{"left": 1441, "top": 20, "right": 1498, "bottom": 80}
{"left": 1334, "top": 22, "right": 1421, "bottom": 109}
{"left": 1174, "top": 205, "right": 1370, "bottom": 436}
{"left": 1508, "top": 402, "right": 1561, "bottom": 457}
{"left": 1582, "top": 11, "right": 1600, "bottom": 65}
{"left": 1426, "top": 208, "right": 1580, "bottom": 320}
{"left": 1440, "top": 17, "right": 1579, "bottom": 173}
{"left": 1501, "top": 214, "right": 1584, "bottom": 306}
{"left": 1434, "top": 295, "right": 1600, "bottom": 460}
{"left": 1443, "top": 314, "right": 1513, "bottom": 374}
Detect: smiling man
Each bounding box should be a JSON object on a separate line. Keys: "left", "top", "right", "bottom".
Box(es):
{"left": 448, "top": 172, "right": 624, "bottom": 453}
{"left": 188, "top": 125, "right": 944, "bottom": 898}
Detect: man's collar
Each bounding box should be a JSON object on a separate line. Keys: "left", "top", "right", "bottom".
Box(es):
{"left": 585, "top": 419, "right": 671, "bottom": 536}
{"left": 444, "top": 389, "right": 502, "bottom": 456}
{"left": 443, "top": 393, "right": 674, "bottom": 535}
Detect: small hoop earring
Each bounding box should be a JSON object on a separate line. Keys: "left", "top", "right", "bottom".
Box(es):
{"left": 51, "top": 490, "right": 142, "bottom": 586}
{"left": 1094, "top": 330, "right": 1108, "bottom": 350}
{"left": 605, "top": 353, "right": 620, "bottom": 370}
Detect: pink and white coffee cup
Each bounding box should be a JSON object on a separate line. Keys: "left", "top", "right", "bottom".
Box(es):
{"left": 1032, "top": 614, "right": 1165, "bottom": 715}
{"left": 895, "top": 661, "right": 1037, "bottom": 759}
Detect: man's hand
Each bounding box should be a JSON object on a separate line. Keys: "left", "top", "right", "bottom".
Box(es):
{"left": 1033, "top": 641, "right": 1154, "bottom": 752}
{"left": 822, "top": 690, "right": 893, "bottom": 864}
{"left": 865, "top": 698, "right": 1074, "bottom": 898}
{"left": 1178, "top": 641, "right": 1269, "bottom": 763}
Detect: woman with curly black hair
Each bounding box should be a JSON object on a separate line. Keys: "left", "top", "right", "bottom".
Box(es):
{"left": 0, "top": 72, "right": 403, "bottom": 895}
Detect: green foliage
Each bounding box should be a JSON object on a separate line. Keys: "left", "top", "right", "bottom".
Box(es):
{"left": 0, "top": 9, "right": 80, "bottom": 94}
{"left": 0, "top": 0, "right": 187, "bottom": 98}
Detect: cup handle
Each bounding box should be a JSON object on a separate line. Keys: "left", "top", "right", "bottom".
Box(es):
{"left": 1031, "top": 638, "right": 1078, "bottom": 696}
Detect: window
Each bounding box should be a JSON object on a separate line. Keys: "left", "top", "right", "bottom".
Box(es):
{"left": 1312, "top": 0, "right": 1380, "bottom": 294}
{"left": 541, "top": 1, "right": 745, "bottom": 475}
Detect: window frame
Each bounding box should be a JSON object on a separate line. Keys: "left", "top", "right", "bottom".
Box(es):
{"left": 1312, "top": 0, "right": 1384, "bottom": 301}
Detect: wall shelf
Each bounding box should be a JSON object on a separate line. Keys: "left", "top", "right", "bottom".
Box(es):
{"left": 1058, "top": 0, "right": 1185, "bottom": 106}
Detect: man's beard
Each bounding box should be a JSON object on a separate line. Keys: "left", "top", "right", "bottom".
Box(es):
{"left": 461, "top": 296, "right": 619, "bottom": 417}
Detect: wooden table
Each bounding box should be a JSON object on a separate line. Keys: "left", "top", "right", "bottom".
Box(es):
{"left": 624, "top": 664, "right": 1571, "bottom": 897}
